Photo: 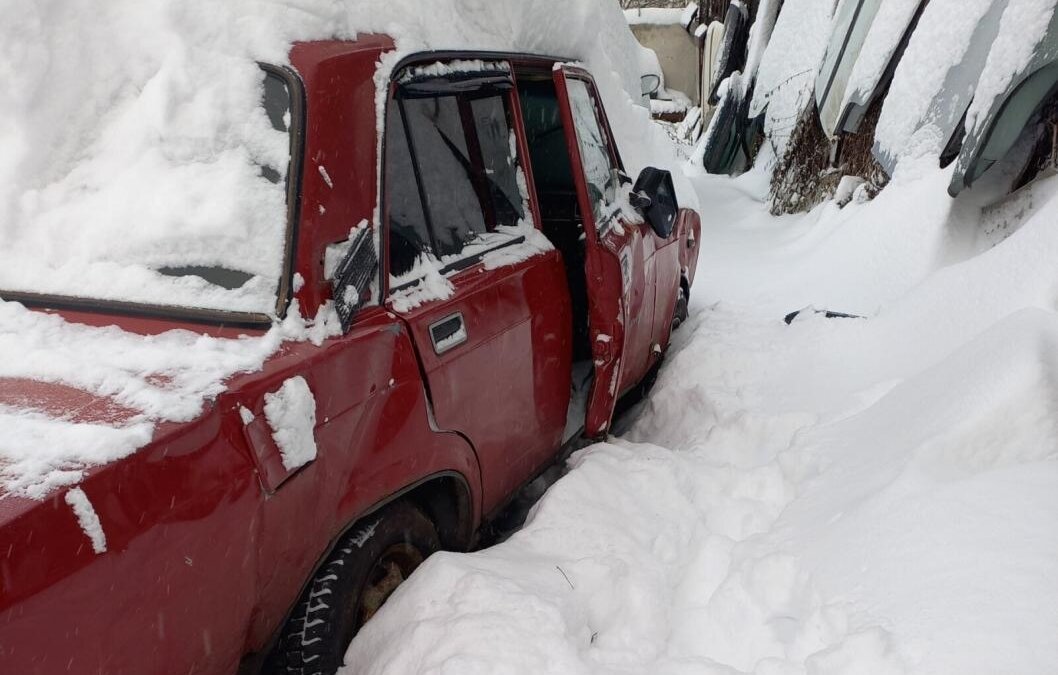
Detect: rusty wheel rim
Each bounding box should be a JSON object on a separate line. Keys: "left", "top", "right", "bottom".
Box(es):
{"left": 357, "top": 543, "right": 424, "bottom": 627}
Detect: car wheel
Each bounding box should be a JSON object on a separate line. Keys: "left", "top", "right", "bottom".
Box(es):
{"left": 268, "top": 500, "right": 440, "bottom": 675}
{"left": 671, "top": 286, "right": 689, "bottom": 332}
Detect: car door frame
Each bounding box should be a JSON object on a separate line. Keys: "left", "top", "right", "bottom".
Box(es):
{"left": 378, "top": 59, "right": 574, "bottom": 516}
{"left": 552, "top": 65, "right": 659, "bottom": 437}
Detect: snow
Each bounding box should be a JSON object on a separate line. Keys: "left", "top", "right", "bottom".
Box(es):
{"left": 873, "top": 0, "right": 1001, "bottom": 171}
{"left": 263, "top": 376, "right": 318, "bottom": 472}
{"left": 750, "top": 0, "right": 837, "bottom": 157}
{"left": 64, "top": 487, "right": 107, "bottom": 554}
{"left": 343, "top": 153, "right": 1058, "bottom": 673}
{"left": 624, "top": 8, "right": 686, "bottom": 26}
{"left": 318, "top": 165, "right": 334, "bottom": 189}
{"left": 481, "top": 225, "right": 555, "bottom": 271}
{"left": 350, "top": 520, "right": 381, "bottom": 549}
{"left": 399, "top": 59, "right": 511, "bottom": 81}
{"left": 742, "top": 0, "right": 781, "bottom": 91}
{"left": 0, "top": 300, "right": 339, "bottom": 498}
{"left": 839, "top": 0, "right": 921, "bottom": 126}
{"left": 13, "top": 1, "right": 1058, "bottom": 671}
{"left": 389, "top": 255, "right": 456, "bottom": 314}
{"left": 966, "top": 0, "right": 1058, "bottom": 135}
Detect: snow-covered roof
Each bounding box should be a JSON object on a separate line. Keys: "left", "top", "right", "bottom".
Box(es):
{"left": 749, "top": 0, "right": 835, "bottom": 156}
{"left": 951, "top": 0, "right": 1058, "bottom": 194}
{"left": 873, "top": 0, "right": 1007, "bottom": 175}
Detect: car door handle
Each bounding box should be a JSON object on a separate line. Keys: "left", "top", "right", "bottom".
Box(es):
{"left": 429, "top": 312, "right": 467, "bottom": 354}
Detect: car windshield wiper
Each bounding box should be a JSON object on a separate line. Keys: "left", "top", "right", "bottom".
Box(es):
{"left": 157, "top": 266, "right": 254, "bottom": 290}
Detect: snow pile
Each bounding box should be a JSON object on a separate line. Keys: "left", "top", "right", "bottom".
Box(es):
{"left": 343, "top": 160, "right": 1058, "bottom": 673}
{"left": 749, "top": 0, "right": 836, "bottom": 157}
{"left": 840, "top": 0, "right": 921, "bottom": 116}
{"left": 966, "top": 0, "right": 1058, "bottom": 135}
{"left": 263, "top": 376, "right": 318, "bottom": 471}
{"left": 742, "top": 0, "right": 782, "bottom": 93}
{"left": 873, "top": 0, "right": 1000, "bottom": 169}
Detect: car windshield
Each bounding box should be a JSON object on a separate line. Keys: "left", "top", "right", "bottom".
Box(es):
{"left": 0, "top": 68, "right": 296, "bottom": 320}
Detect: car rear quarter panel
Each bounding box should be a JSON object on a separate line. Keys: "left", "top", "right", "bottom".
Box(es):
{"left": 234, "top": 308, "right": 481, "bottom": 654}
{"left": 0, "top": 309, "right": 481, "bottom": 674}
{"left": 0, "top": 414, "right": 260, "bottom": 675}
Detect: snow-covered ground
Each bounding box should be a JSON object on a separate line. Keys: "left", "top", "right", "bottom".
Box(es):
{"left": 343, "top": 158, "right": 1058, "bottom": 674}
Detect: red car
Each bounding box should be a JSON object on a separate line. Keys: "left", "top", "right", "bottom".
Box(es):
{"left": 0, "top": 38, "right": 699, "bottom": 675}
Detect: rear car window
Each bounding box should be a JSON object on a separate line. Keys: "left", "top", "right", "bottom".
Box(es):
{"left": 0, "top": 66, "right": 298, "bottom": 321}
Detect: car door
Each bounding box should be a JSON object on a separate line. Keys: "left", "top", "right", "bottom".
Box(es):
{"left": 553, "top": 66, "right": 658, "bottom": 437}
{"left": 381, "top": 60, "right": 573, "bottom": 515}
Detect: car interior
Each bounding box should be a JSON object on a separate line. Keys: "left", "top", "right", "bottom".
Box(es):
{"left": 516, "top": 75, "right": 595, "bottom": 441}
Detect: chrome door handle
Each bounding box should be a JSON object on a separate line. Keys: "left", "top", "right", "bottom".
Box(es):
{"left": 429, "top": 312, "right": 467, "bottom": 354}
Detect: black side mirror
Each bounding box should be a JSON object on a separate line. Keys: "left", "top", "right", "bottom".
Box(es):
{"left": 632, "top": 167, "right": 679, "bottom": 238}
{"left": 332, "top": 228, "right": 378, "bottom": 331}
{"left": 640, "top": 74, "right": 661, "bottom": 98}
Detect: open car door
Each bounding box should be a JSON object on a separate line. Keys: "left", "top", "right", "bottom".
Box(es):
{"left": 553, "top": 65, "right": 656, "bottom": 438}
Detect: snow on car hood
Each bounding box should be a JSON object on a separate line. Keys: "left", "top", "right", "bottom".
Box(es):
{"left": 0, "top": 300, "right": 336, "bottom": 499}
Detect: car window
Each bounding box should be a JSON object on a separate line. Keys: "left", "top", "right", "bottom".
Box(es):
{"left": 470, "top": 94, "right": 525, "bottom": 226}
{"left": 385, "top": 102, "right": 433, "bottom": 278}
{"left": 385, "top": 82, "right": 529, "bottom": 285}
{"left": 565, "top": 78, "right": 617, "bottom": 228}
{"left": 402, "top": 95, "right": 489, "bottom": 259}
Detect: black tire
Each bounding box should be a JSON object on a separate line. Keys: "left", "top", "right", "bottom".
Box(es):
{"left": 671, "top": 286, "right": 689, "bottom": 332}
{"left": 268, "top": 501, "right": 440, "bottom": 675}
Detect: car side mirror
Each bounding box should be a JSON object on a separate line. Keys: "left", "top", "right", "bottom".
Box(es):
{"left": 632, "top": 167, "right": 679, "bottom": 238}
{"left": 331, "top": 228, "right": 378, "bottom": 331}
{"left": 640, "top": 74, "right": 661, "bottom": 99}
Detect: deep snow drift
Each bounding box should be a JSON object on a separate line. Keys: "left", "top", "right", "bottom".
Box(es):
{"left": 342, "top": 158, "right": 1058, "bottom": 674}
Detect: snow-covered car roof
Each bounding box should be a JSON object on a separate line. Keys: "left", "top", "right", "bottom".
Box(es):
{"left": 950, "top": 2, "right": 1058, "bottom": 195}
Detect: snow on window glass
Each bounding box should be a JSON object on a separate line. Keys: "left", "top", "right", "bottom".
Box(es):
{"left": 398, "top": 59, "right": 511, "bottom": 83}
{"left": 0, "top": 68, "right": 293, "bottom": 316}
{"left": 566, "top": 78, "right": 617, "bottom": 228}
